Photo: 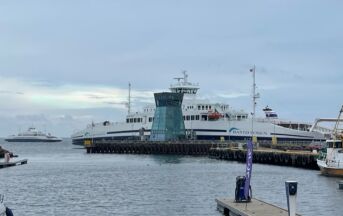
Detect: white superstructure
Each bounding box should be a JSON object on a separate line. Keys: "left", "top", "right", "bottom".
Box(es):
{"left": 71, "top": 71, "right": 326, "bottom": 145}
{"left": 5, "top": 127, "right": 62, "bottom": 142}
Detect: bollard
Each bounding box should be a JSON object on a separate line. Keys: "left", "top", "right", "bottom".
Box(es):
{"left": 285, "top": 181, "right": 297, "bottom": 216}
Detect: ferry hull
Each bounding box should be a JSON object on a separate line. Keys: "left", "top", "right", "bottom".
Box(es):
{"left": 5, "top": 138, "right": 62, "bottom": 142}
{"left": 71, "top": 119, "right": 325, "bottom": 145}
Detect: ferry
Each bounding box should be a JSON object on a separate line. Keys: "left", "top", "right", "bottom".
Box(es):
{"left": 71, "top": 71, "right": 327, "bottom": 145}
{"left": 5, "top": 127, "right": 62, "bottom": 142}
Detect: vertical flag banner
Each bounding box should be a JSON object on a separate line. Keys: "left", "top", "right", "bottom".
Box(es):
{"left": 244, "top": 140, "right": 253, "bottom": 199}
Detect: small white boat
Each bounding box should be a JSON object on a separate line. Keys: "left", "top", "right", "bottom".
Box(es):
{"left": 0, "top": 203, "right": 5, "bottom": 216}
{"left": 0, "top": 194, "right": 13, "bottom": 216}
{"left": 317, "top": 105, "right": 343, "bottom": 177}
{"left": 317, "top": 139, "right": 343, "bottom": 177}
{"left": 5, "top": 127, "right": 62, "bottom": 142}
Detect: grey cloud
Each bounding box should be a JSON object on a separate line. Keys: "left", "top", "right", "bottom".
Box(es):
{"left": 86, "top": 94, "right": 111, "bottom": 100}
{"left": 0, "top": 90, "right": 24, "bottom": 95}
{"left": 15, "top": 114, "right": 48, "bottom": 122}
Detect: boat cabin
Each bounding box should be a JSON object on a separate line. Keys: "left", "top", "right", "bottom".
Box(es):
{"left": 327, "top": 140, "right": 343, "bottom": 149}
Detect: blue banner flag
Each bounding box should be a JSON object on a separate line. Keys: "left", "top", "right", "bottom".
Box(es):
{"left": 244, "top": 140, "right": 253, "bottom": 199}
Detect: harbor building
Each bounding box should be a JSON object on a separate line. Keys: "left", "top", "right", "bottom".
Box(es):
{"left": 150, "top": 92, "right": 185, "bottom": 141}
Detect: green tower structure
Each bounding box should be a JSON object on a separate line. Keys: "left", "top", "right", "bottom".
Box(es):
{"left": 150, "top": 92, "right": 186, "bottom": 141}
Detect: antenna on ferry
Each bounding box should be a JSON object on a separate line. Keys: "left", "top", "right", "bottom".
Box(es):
{"left": 182, "top": 70, "right": 188, "bottom": 83}
{"left": 250, "top": 65, "right": 260, "bottom": 142}
{"left": 128, "top": 82, "right": 131, "bottom": 114}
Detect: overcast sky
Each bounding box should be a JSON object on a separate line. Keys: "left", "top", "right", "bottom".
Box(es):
{"left": 0, "top": 0, "right": 342, "bottom": 137}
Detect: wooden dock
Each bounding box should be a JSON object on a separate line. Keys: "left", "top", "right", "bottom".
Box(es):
{"left": 216, "top": 198, "right": 301, "bottom": 216}
{"left": 84, "top": 140, "right": 234, "bottom": 155}
{"left": 209, "top": 147, "right": 319, "bottom": 170}
{"left": 84, "top": 140, "right": 320, "bottom": 169}
{"left": 0, "top": 159, "right": 28, "bottom": 169}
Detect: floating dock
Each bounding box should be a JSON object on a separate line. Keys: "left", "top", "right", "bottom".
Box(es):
{"left": 0, "top": 159, "right": 28, "bottom": 169}
{"left": 216, "top": 198, "right": 301, "bottom": 216}
{"left": 209, "top": 147, "right": 319, "bottom": 170}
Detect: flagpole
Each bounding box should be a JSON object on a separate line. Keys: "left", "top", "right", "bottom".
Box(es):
{"left": 251, "top": 65, "right": 256, "bottom": 142}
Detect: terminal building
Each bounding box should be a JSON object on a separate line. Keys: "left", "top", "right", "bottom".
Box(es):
{"left": 150, "top": 92, "right": 186, "bottom": 141}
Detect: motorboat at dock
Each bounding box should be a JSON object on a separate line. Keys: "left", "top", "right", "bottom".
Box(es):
{"left": 317, "top": 105, "right": 343, "bottom": 177}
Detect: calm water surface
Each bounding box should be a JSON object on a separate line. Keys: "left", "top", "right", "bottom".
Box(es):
{"left": 0, "top": 140, "right": 342, "bottom": 216}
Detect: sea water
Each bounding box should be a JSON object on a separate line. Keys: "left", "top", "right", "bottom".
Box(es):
{"left": 0, "top": 140, "right": 342, "bottom": 216}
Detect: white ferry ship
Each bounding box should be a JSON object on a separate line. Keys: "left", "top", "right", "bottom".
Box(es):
{"left": 5, "top": 127, "right": 62, "bottom": 142}
{"left": 71, "top": 71, "right": 327, "bottom": 145}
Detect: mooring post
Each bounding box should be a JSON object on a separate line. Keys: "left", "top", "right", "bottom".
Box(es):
{"left": 285, "top": 181, "right": 298, "bottom": 216}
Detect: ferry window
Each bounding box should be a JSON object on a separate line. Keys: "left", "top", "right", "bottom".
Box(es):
{"left": 134, "top": 118, "right": 137, "bottom": 123}
{"left": 191, "top": 115, "right": 195, "bottom": 120}
{"left": 148, "top": 117, "right": 152, "bottom": 122}
{"left": 205, "top": 105, "right": 208, "bottom": 110}
{"left": 202, "top": 115, "right": 208, "bottom": 121}
{"left": 130, "top": 118, "right": 133, "bottom": 123}
{"left": 186, "top": 116, "right": 190, "bottom": 121}
{"left": 198, "top": 105, "right": 201, "bottom": 110}
{"left": 202, "top": 106, "right": 204, "bottom": 110}
{"left": 209, "top": 106, "right": 211, "bottom": 110}
{"left": 196, "top": 115, "right": 200, "bottom": 120}
{"left": 126, "top": 119, "right": 129, "bottom": 123}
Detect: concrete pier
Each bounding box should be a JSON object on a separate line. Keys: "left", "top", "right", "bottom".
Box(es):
{"left": 209, "top": 147, "right": 319, "bottom": 170}
{"left": 216, "top": 198, "right": 301, "bottom": 216}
